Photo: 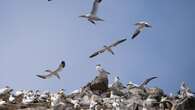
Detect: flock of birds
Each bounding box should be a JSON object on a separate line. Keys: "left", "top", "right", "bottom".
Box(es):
{"left": 36, "top": 0, "right": 152, "bottom": 79}
{"left": 1, "top": 0, "right": 194, "bottom": 109}
{"left": 0, "top": 80, "right": 194, "bottom": 109}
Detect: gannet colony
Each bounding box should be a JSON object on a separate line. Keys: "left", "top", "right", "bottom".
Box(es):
{"left": 0, "top": 65, "right": 194, "bottom": 110}
{"left": 0, "top": 0, "right": 194, "bottom": 110}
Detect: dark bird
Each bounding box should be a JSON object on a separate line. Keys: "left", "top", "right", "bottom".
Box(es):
{"left": 89, "top": 38, "right": 127, "bottom": 58}
{"left": 79, "top": 0, "right": 104, "bottom": 24}
{"left": 131, "top": 21, "right": 152, "bottom": 39}
{"left": 36, "top": 61, "right": 65, "bottom": 79}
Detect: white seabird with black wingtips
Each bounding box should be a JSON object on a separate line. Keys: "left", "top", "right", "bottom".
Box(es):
{"left": 131, "top": 21, "right": 152, "bottom": 39}
{"left": 79, "top": 0, "right": 104, "bottom": 24}
{"left": 36, "top": 61, "right": 65, "bottom": 79}
{"left": 127, "top": 76, "right": 158, "bottom": 89}
{"left": 89, "top": 38, "right": 127, "bottom": 58}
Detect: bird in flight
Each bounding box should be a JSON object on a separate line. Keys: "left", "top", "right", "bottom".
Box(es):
{"left": 36, "top": 61, "right": 65, "bottom": 79}
{"left": 131, "top": 21, "right": 152, "bottom": 39}
{"left": 79, "top": 0, "right": 104, "bottom": 24}
{"left": 89, "top": 38, "right": 127, "bottom": 58}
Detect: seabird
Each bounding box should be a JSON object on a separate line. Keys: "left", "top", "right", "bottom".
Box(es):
{"left": 112, "top": 99, "right": 120, "bottom": 110}
{"left": 179, "top": 81, "right": 194, "bottom": 98}
{"left": 111, "top": 76, "right": 126, "bottom": 90}
{"left": 79, "top": 0, "right": 104, "bottom": 24}
{"left": 127, "top": 77, "right": 158, "bottom": 89}
{"left": 96, "top": 64, "right": 111, "bottom": 75}
{"left": 90, "top": 64, "right": 110, "bottom": 92}
{"left": 36, "top": 61, "right": 65, "bottom": 79}
{"left": 131, "top": 21, "right": 152, "bottom": 39}
{"left": 0, "top": 86, "right": 13, "bottom": 95}
{"left": 89, "top": 38, "right": 127, "bottom": 58}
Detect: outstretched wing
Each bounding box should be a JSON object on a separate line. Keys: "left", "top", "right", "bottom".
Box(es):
{"left": 110, "top": 38, "right": 127, "bottom": 47}
{"left": 89, "top": 48, "right": 106, "bottom": 58}
{"left": 36, "top": 73, "right": 54, "bottom": 79}
{"left": 91, "top": 0, "right": 102, "bottom": 15}
{"left": 139, "top": 76, "right": 158, "bottom": 88}
{"left": 132, "top": 29, "right": 141, "bottom": 39}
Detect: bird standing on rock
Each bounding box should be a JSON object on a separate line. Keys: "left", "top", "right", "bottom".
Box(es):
{"left": 90, "top": 64, "right": 111, "bottom": 93}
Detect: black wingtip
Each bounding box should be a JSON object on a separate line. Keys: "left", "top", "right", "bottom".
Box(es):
{"left": 89, "top": 55, "right": 95, "bottom": 58}
{"left": 36, "top": 75, "right": 46, "bottom": 79}
{"left": 121, "top": 38, "right": 127, "bottom": 42}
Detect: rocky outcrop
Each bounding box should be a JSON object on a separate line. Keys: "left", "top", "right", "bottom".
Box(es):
{"left": 0, "top": 76, "right": 194, "bottom": 110}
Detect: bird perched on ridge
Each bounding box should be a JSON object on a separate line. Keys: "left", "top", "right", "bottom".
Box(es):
{"left": 179, "top": 81, "right": 194, "bottom": 98}
{"left": 90, "top": 64, "right": 111, "bottom": 92}
{"left": 131, "top": 21, "right": 152, "bottom": 39}
{"left": 79, "top": 0, "right": 104, "bottom": 24}
{"left": 111, "top": 76, "right": 126, "bottom": 90}
{"left": 89, "top": 38, "right": 127, "bottom": 58}
{"left": 36, "top": 61, "right": 65, "bottom": 79}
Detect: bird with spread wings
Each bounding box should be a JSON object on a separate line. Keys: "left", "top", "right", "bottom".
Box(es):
{"left": 127, "top": 76, "right": 158, "bottom": 88}
{"left": 36, "top": 61, "right": 65, "bottom": 79}
{"left": 79, "top": 0, "right": 104, "bottom": 24}
{"left": 131, "top": 21, "right": 152, "bottom": 39}
{"left": 89, "top": 38, "right": 127, "bottom": 58}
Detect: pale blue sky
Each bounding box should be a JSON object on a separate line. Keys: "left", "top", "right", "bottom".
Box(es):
{"left": 0, "top": 0, "right": 194, "bottom": 93}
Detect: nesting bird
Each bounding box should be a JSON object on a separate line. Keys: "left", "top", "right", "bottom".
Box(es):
{"left": 90, "top": 64, "right": 111, "bottom": 93}
{"left": 179, "top": 81, "right": 194, "bottom": 98}
{"left": 79, "top": 0, "right": 104, "bottom": 24}
{"left": 89, "top": 38, "right": 127, "bottom": 58}
{"left": 0, "top": 86, "right": 13, "bottom": 102}
{"left": 111, "top": 76, "right": 126, "bottom": 90}
{"left": 131, "top": 21, "right": 152, "bottom": 39}
{"left": 36, "top": 61, "right": 65, "bottom": 79}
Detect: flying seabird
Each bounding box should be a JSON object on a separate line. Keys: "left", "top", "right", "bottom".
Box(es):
{"left": 89, "top": 38, "right": 127, "bottom": 58}
{"left": 131, "top": 21, "right": 152, "bottom": 39}
{"left": 79, "top": 0, "right": 104, "bottom": 24}
{"left": 36, "top": 61, "right": 65, "bottom": 79}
